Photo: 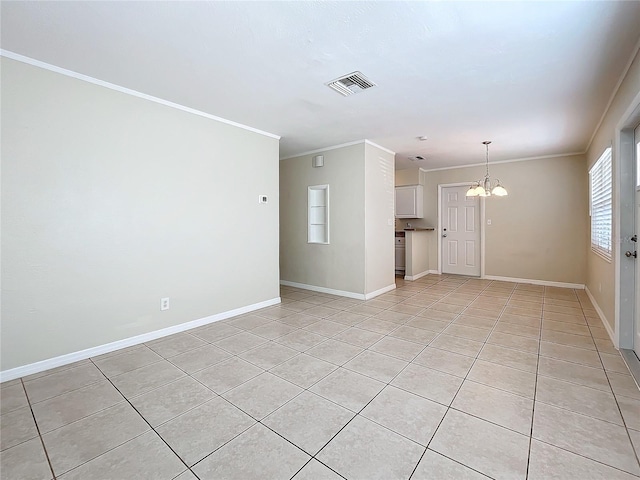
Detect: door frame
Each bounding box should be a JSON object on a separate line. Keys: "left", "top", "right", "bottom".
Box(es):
{"left": 437, "top": 182, "right": 485, "bottom": 277}
{"left": 615, "top": 90, "right": 640, "bottom": 349}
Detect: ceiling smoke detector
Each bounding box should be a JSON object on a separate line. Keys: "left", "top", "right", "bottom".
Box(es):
{"left": 409, "top": 155, "right": 426, "bottom": 162}
{"left": 326, "top": 71, "right": 376, "bottom": 96}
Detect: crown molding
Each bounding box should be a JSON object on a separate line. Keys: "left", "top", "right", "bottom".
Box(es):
{"left": 1, "top": 49, "right": 281, "bottom": 140}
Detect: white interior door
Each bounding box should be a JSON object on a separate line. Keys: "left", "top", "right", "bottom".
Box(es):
{"left": 441, "top": 185, "right": 481, "bottom": 276}
{"left": 634, "top": 123, "right": 640, "bottom": 359}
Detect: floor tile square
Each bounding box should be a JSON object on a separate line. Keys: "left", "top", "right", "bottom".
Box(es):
{"left": 535, "top": 375, "right": 622, "bottom": 425}
{"left": 430, "top": 409, "right": 529, "bottom": 480}
{"left": 429, "top": 334, "right": 484, "bottom": 358}
{"left": 317, "top": 415, "right": 424, "bottom": 480}
{"left": 213, "top": 332, "right": 268, "bottom": 354}
{"left": 238, "top": 342, "right": 298, "bottom": 369}
{"left": 477, "top": 343, "right": 538, "bottom": 373}
{"left": 145, "top": 333, "right": 207, "bottom": 358}
{"left": 343, "top": 350, "right": 408, "bottom": 382}
{"left": 444, "top": 324, "right": 491, "bottom": 342}
{"left": 617, "top": 394, "right": 640, "bottom": 430}
{"left": 452, "top": 380, "right": 533, "bottom": 434}
{"left": 361, "top": 385, "right": 446, "bottom": 445}
{"left": 412, "top": 346, "right": 475, "bottom": 377}
{"left": 528, "top": 439, "right": 638, "bottom": 480}
{"left": 190, "top": 323, "right": 242, "bottom": 342}
{"left": 332, "top": 327, "right": 385, "bottom": 348}
{"left": 226, "top": 313, "right": 272, "bottom": 330}
{"left": 608, "top": 372, "right": 640, "bottom": 400}
{"left": 110, "top": 360, "right": 185, "bottom": 397}
{"left": 249, "top": 320, "right": 298, "bottom": 340}
{"left": 192, "top": 423, "right": 310, "bottom": 480}
{"left": 278, "top": 313, "right": 321, "bottom": 328}
{"left": 156, "top": 397, "right": 255, "bottom": 466}
{"left": 269, "top": 353, "right": 337, "bottom": 388}
{"left": 486, "top": 331, "right": 539, "bottom": 354}
{"left": 42, "top": 402, "right": 149, "bottom": 476}
{"left": 304, "top": 319, "right": 350, "bottom": 337}
{"left": 0, "top": 407, "right": 38, "bottom": 451}
{"left": 275, "top": 330, "right": 327, "bottom": 351}
{"left": 539, "top": 341, "right": 601, "bottom": 367}
{"left": 355, "top": 318, "right": 399, "bottom": 334}
{"left": 31, "top": 380, "right": 124, "bottom": 433}
{"left": 327, "top": 311, "right": 370, "bottom": 326}
{"left": 391, "top": 363, "right": 463, "bottom": 406}
{"left": 468, "top": 360, "right": 536, "bottom": 398}
{"left": 24, "top": 363, "right": 105, "bottom": 404}
{"left": 129, "top": 376, "right": 215, "bottom": 427}
{"left": 191, "top": 357, "right": 263, "bottom": 393}
{"left": 0, "top": 437, "right": 52, "bottom": 480}
{"left": 533, "top": 401, "right": 639, "bottom": 475}
{"left": 305, "top": 339, "right": 364, "bottom": 365}
{"left": 167, "top": 344, "right": 231, "bottom": 374}
{"left": 369, "top": 336, "right": 425, "bottom": 361}
{"left": 93, "top": 346, "right": 162, "bottom": 377}
{"left": 58, "top": 431, "right": 185, "bottom": 480}
{"left": 309, "top": 368, "right": 385, "bottom": 412}
{"left": 222, "top": 372, "right": 303, "bottom": 419}
{"left": 263, "top": 391, "right": 354, "bottom": 455}
{"left": 388, "top": 325, "right": 437, "bottom": 344}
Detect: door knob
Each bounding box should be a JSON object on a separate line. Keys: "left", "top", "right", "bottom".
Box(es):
{"left": 625, "top": 251, "right": 637, "bottom": 258}
{"left": 442, "top": 233, "right": 447, "bottom": 237}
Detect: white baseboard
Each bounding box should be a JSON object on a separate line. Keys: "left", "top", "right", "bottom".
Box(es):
{"left": 584, "top": 286, "right": 617, "bottom": 347}
{"left": 280, "top": 280, "right": 366, "bottom": 300}
{"left": 0, "top": 297, "right": 281, "bottom": 383}
{"left": 364, "top": 283, "right": 396, "bottom": 300}
{"left": 404, "top": 270, "right": 429, "bottom": 281}
{"left": 428, "top": 270, "right": 440, "bottom": 275}
{"left": 483, "top": 275, "right": 585, "bottom": 290}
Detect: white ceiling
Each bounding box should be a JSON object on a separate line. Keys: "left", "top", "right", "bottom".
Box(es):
{"left": 2, "top": 1, "right": 640, "bottom": 169}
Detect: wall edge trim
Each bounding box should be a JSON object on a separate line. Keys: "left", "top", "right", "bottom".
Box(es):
{"left": 404, "top": 271, "right": 429, "bottom": 281}
{"left": 0, "top": 297, "right": 281, "bottom": 383}
{"left": 280, "top": 280, "right": 366, "bottom": 300}
{"left": 483, "top": 275, "right": 585, "bottom": 290}
{"left": 0, "top": 49, "right": 281, "bottom": 140}
{"left": 584, "top": 286, "right": 617, "bottom": 347}
{"left": 364, "top": 283, "right": 396, "bottom": 300}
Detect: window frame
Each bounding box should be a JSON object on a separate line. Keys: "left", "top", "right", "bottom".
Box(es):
{"left": 589, "top": 147, "right": 613, "bottom": 262}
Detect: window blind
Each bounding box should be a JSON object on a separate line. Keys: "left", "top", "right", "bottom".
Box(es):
{"left": 589, "top": 147, "right": 612, "bottom": 261}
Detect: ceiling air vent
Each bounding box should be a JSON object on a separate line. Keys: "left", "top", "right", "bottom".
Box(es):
{"left": 326, "top": 71, "right": 376, "bottom": 96}
{"left": 409, "top": 155, "right": 426, "bottom": 162}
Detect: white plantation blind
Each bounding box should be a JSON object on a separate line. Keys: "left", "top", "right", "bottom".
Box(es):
{"left": 589, "top": 147, "right": 612, "bottom": 261}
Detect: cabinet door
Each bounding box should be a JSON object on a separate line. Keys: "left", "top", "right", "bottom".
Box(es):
{"left": 395, "top": 246, "right": 406, "bottom": 269}
{"left": 396, "top": 188, "right": 417, "bottom": 217}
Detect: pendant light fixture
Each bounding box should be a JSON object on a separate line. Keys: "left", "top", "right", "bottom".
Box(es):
{"left": 466, "top": 141, "right": 508, "bottom": 197}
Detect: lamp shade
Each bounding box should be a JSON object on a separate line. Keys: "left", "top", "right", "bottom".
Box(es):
{"left": 492, "top": 185, "right": 508, "bottom": 196}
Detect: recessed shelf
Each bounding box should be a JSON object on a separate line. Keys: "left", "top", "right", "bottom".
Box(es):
{"left": 308, "top": 185, "right": 329, "bottom": 244}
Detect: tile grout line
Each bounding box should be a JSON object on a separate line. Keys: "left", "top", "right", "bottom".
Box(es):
{"left": 20, "top": 378, "right": 58, "bottom": 480}
{"left": 87, "top": 358, "right": 199, "bottom": 479}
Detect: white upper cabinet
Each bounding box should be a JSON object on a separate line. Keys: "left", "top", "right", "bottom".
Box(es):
{"left": 395, "top": 185, "right": 424, "bottom": 218}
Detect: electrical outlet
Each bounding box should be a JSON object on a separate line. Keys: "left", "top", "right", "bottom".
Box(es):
{"left": 161, "top": 297, "right": 170, "bottom": 311}
{"left": 258, "top": 195, "right": 268, "bottom": 204}
{"left": 487, "top": 219, "right": 492, "bottom": 225}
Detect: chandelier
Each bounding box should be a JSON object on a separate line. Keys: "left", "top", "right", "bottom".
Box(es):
{"left": 466, "top": 141, "right": 508, "bottom": 197}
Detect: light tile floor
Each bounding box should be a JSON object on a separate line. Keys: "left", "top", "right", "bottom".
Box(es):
{"left": 2, "top": 275, "right": 640, "bottom": 479}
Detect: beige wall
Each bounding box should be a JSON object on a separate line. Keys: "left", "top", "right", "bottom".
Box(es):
{"left": 364, "top": 143, "right": 395, "bottom": 294}
{"left": 1, "top": 58, "right": 280, "bottom": 371}
{"left": 396, "top": 155, "right": 588, "bottom": 284}
{"left": 585, "top": 49, "right": 640, "bottom": 330}
{"left": 280, "top": 144, "right": 366, "bottom": 294}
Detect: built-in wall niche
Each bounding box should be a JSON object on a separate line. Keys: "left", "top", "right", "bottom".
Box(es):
{"left": 308, "top": 184, "right": 329, "bottom": 244}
